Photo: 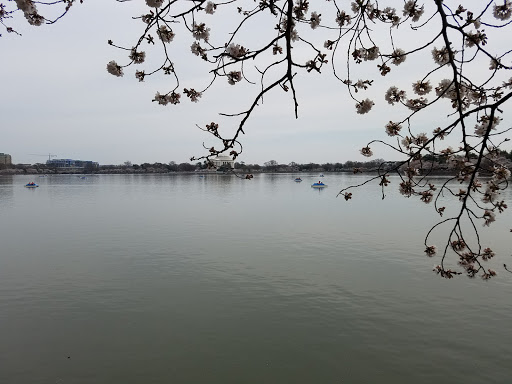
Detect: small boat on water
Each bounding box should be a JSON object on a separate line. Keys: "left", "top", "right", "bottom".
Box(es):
{"left": 311, "top": 181, "right": 327, "bottom": 188}
{"left": 25, "top": 182, "right": 39, "bottom": 188}
{"left": 319, "top": 174, "right": 325, "bottom": 177}
{"left": 294, "top": 178, "right": 302, "bottom": 182}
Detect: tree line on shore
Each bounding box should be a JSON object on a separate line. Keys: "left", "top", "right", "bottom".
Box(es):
{"left": 1, "top": 151, "right": 511, "bottom": 175}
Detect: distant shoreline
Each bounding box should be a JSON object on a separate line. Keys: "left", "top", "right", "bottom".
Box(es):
{"left": 0, "top": 169, "right": 464, "bottom": 177}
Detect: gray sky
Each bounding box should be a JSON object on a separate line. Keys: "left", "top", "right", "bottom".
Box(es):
{"left": 2, "top": 0, "right": 511, "bottom": 165}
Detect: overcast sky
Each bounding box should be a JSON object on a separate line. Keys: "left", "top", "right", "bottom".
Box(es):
{"left": 2, "top": 0, "right": 511, "bottom": 165}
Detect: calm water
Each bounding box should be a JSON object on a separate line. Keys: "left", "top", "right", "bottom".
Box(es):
{"left": 1, "top": 173, "right": 511, "bottom": 384}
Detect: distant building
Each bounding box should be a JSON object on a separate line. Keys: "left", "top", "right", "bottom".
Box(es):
{"left": 47, "top": 158, "right": 99, "bottom": 170}
{"left": 211, "top": 155, "right": 234, "bottom": 169}
{"left": 0, "top": 153, "right": 12, "bottom": 165}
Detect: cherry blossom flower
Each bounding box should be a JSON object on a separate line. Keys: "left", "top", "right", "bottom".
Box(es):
{"left": 406, "top": 97, "right": 428, "bottom": 111}
{"left": 385, "top": 86, "right": 406, "bottom": 105}
{"left": 412, "top": 80, "right": 432, "bottom": 95}
{"left": 293, "top": 0, "right": 309, "bottom": 20}
{"left": 474, "top": 115, "right": 501, "bottom": 136}
{"left": 465, "top": 30, "right": 487, "bottom": 47}
{"left": 355, "top": 98, "right": 374, "bottom": 114}
{"left": 336, "top": 11, "right": 351, "bottom": 27}
{"left": 481, "top": 269, "right": 497, "bottom": 279}
{"left": 414, "top": 133, "right": 428, "bottom": 144}
{"left": 420, "top": 190, "right": 433, "bottom": 203}
{"left": 403, "top": 0, "right": 424, "bottom": 22}
{"left": 489, "top": 57, "right": 501, "bottom": 70}
{"left": 365, "top": 46, "right": 380, "bottom": 60}
{"left": 401, "top": 136, "right": 413, "bottom": 150}
{"left": 353, "top": 46, "right": 380, "bottom": 62}
{"left": 451, "top": 239, "right": 466, "bottom": 251}
{"left": 129, "top": 48, "right": 146, "bottom": 64}
{"left": 360, "top": 146, "right": 373, "bottom": 157}
{"left": 433, "top": 127, "right": 446, "bottom": 140}
{"left": 385, "top": 121, "right": 402, "bottom": 136}
{"left": 310, "top": 11, "right": 321, "bottom": 29}
{"left": 399, "top": 181, "right": 414, "bottom": 196}
{"left": 146, "top": 0, "right": 164, "bottom": 8}
{"left": 154, "top": 92, "right": 170, "bottom": 105}
{"left": 493, "top": 165, "right": 511, "bottom": 181}
{"left": 106, "top": 60, "right": 123, "bottom": 77}
{"left": 227, "top": 71, "right": 242, "bottom": 85}
{"left": 482, "top": 248, "right": 496, "bottom": 261}
{"left": 435, "top": 79, "right": 454, "bottom": 98}
{"left": 157, "top": 25, "right": 175, "bottom": 43}
{"left": 15, "top": 0, "right": 43, "bottom": 25}
{"left": 431, "top": 46, "right": 450, "bottom": 65}
{"left": 382, "top": 7, "right": 400, "bottom": 26}
{"left": 166, "top": 92, "right": 181, "bottom": 105}
{"left": 482, "top": 184, "right": 498, "bottom": 203}
{"left": 141, "top": 13, "right": 153, "bottom": 24}
{"left": 391, "top": 48, "right": 406, "bottom": 65}
{"left": 192, "top": 22, "right": 210, "bottom": 42}
{"left": 184, "top": 88, "right": 202, "bottom": 102}
{"left": 205, "top": 1, "right": 216, "bottom": 15}
{"left": 15, "top": 0, "right": 36, "bottom": 14}
{"left": 483, "top": 210, "right": 496, "bottom": 226}
{"left": 493, "top": 0, "right": 512, "bottom": 20}
{"left": 25, "top": 12, "right": 43, "bottom": 26}
{"left": 135, "top": 70, "right": 145, "bottom": 82}
{"left": 226, "top": 43, "right": 248, "bottom": 58}
{"left": 191, "top": 42, "right": 204, "bottom": 56}
{"left": 273, "top": 45, "right": 283, "bottom": 55}
{"left": 425, "top": 245, "right": 437, "bottom": 256}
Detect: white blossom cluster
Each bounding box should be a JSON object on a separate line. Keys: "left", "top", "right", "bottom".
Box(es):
{"left": 335, "top": 11, "right": 351, "bottom": 27}
{"left": 146, "top": 0, "right": 164, "bottom": 8}
{"left": 474, "top": 115, "right": 502, "bottom": 137}
{"left": 225, "top": 43, "right": 248, "bottom": 59}
{"left": 157, "top": 25, "right": 175, "bottom": 43}
{"left": 15, "top": 0, "right": 43, "bottom": 26}
{"left": 153, "top": 91, "right": 181, "bottom": 105}
{"left": 192, "top": 22, "right": 210, "bottom": 42}
{"left": 353, "top": 46, "right": 380, "bottom": 62}
{"left": 391, "top": 48, "right": 406, "bottom": 66}
{"left": 204, "top": 1, "right": 216, "bottom": 15}
{"left": 431, "top": 46, "right": 450, "bottom": 66}
{"left": 402, "top": 0, "right": 424, "bottom": 22}
{"left": 227, "top": 71, "right": 242, "bottom": 85}
{"left": 385, "top": 86, "right": 406, "bottom": 105}
{"left": 129, "top": 48, "right": 146, "bottom": 64}
{"left": 493, "top": 0, "right": 512, "bottom": 20}
{"left": 106, "top": 61, "right": 123, "bottom": 77}
{"left": 355, "top": 98, "right": 374, "bottom": 114}
{"left": 190, "top": 42, "right": 205, "bottom": 57}
{"left": 310, "top": 12, "right": 321, "bottom": 29}
{"left": 412, "top": 81, "right": 432, "bottom": 96}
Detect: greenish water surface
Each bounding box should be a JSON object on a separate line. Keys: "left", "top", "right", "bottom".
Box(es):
{"left": 1, "top": 173, "right": 511, "bottom": 384}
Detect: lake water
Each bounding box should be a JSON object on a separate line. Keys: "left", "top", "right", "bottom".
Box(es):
{"left": 1, "top": 173, "right": 511, "bottom": 384}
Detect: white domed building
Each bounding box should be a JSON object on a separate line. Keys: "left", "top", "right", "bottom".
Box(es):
{"left": 211, "top": 155, "right": 235, "bottom": 169}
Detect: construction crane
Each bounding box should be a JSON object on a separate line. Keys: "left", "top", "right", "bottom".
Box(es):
{"left": 29, "top": 153, "right": 57, "bottom": 162}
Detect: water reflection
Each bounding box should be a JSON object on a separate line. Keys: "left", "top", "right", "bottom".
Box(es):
{"left": 0, "top": 173, "right": 511, "bottom": 384}
{"left": 0, "top": 175, "right": 14, "bottom": 207}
